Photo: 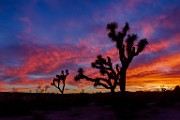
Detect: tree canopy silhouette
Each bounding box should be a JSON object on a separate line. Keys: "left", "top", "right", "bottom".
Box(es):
{"left": 75, "top": 55, "right": 120, "bottom": 93}
{"left": 107, "top": 22, "right": 148, "bottom": 92}
{"left": 51, "top": 69, "right": 69, "bottom": 94}
{"left": 75, "top": 22, "right": 148, "bottom": 93}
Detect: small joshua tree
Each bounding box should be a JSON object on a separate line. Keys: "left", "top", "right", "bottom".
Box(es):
{"left": 107, "top": 22, "right": 148, "bottom": 92}
{"left": 51, "top": 69, "right": 69, "bottom": 94}
{"left": 75, "top": 55, "right": 120, "bottom": 93}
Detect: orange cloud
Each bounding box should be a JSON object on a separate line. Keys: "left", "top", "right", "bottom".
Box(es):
{"left": 128, "top": 53, "right": 180, "bottom": 76}
{"left": 125, "top": 52, "right": 180, "bottom": 90}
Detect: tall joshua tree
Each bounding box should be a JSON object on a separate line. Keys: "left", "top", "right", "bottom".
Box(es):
{"left": 75, "top": 55, "right": 120, "bottom": 93}
{"left": 107, "top": 22, "right": 148, "bottom": 92}
{"left": 51, "top": 69, "right": 69, "bottom": 94}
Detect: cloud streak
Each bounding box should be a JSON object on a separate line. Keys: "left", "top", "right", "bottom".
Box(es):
{"left": 0, "top": 0, "right": 179, "bottom": 93}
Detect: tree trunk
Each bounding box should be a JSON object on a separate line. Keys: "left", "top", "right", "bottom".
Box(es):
{"left": 120, "top": 69, "right": 126, "bottom": 92}
{"left": 110, "top": 88, "right": 115, "bottom": 93}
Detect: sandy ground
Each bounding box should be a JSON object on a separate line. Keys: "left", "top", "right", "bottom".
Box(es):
{"left": 1, "top": 102, "right": 180, "bottom": 120}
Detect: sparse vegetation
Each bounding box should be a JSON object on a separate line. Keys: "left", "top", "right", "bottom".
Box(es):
{"left": 36, "top": 84, "right": 50, "bottom": 93}
{"left": 0, "top": 88, "right": 179, "bottom": 119}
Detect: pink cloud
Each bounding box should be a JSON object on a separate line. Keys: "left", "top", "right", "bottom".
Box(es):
{"left": 19, "top": 16, "right": 32, "bottom": 34}
{"left": 19, "top": 16, "right": 32, "bottom": 25}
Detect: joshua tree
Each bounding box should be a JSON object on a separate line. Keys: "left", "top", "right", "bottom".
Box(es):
{"left": 75, "top": 55, "right": 120, "bottom": 93}
{"left": 106, "top": 22, "right": 148, "bottom": 92}
{"left": 51, "top": 69, "right": 69, "bottom": 94}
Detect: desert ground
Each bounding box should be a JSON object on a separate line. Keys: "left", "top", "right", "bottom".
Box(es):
{"left": 0, "top": 90, "right": 179, "bottom": 120}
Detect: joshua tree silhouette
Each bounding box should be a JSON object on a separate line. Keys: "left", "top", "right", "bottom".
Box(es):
{"left": 75, "top": 22, "right": 148, "bottom": 93}
{"left": 75, "top": 55, "right": 120, "bottom": 93}
{"left": 51, "top": 69, "right": 69, "bottom": 94}
{"left": 106, "top": 22, "right": 148, "bottom": 92}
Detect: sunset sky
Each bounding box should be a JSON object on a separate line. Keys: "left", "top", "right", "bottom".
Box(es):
{"left": 0, "top": 0, "right": 179, "bottom": 93}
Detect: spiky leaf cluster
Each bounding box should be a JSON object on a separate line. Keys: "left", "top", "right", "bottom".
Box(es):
{"left": 107, "top": 22, "right": 148, "bottom": 64}
{"left": 74, "top": 55, "right": 120, "bottom": 92}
